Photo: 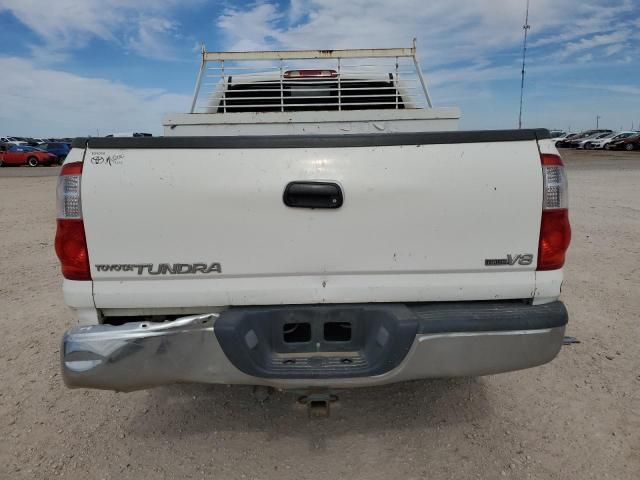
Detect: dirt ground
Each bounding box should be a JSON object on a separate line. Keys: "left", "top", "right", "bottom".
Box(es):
{"left": 0, "top": 149, "right": 638, "bottom": 479}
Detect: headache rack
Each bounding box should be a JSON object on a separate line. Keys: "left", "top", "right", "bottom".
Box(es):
{"left": 190, "top": 40, "right": 434, "bottom": 114}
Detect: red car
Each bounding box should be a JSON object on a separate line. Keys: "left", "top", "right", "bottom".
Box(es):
{"left": 609, "top": 133, "right": 640, "bottom": 151}
{"left": 0, "top": 144, "right": 58, "bottom": 166}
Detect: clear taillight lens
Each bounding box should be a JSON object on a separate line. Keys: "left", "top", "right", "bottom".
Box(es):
{"left": 542, "top": 165, "right": 568, "bottom": 209}
{"left": 57, "top": 173, "right": 82, "bottom": 219}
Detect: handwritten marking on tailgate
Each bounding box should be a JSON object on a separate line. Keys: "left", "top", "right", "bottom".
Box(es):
{"left": 90, "top": 151, "right": 125, "bottom": 166}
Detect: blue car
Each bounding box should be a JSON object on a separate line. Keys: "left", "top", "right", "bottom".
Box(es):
{"left": 39, "top": 142, "right": 70, "bottom": 162}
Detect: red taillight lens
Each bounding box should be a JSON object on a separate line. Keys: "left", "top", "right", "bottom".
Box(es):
{"left": 537, "top": 153, "right": 571, "bottom": 270}
{"left": 537, "top": 209, "right": 571, "bottom": 270}
{"left": 55, "top": 162, "right": 91, "bottom": 280}
{"left": 284, "top": 69, "right": 338, "bottom": 78}
{"left": 55, "top": 219, "right": 91, "bottom": 280}
{"left": 540, "top": 153, "right": 563, "bottom": 166}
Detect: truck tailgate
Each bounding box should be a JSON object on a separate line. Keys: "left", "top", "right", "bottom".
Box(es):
{"left": 79, "top": 132, "right": 544, "bottom": 308}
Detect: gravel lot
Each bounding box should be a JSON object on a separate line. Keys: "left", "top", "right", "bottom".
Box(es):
{"left": 0, "top": 149, "right": 638, "bottom": 479}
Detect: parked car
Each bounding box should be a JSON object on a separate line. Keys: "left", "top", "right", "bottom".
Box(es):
{"left": 0, "top": 144, "right": 58, "bottom": 166}
{"left": 549, "top": 130, "right": 566, "bottom": 138}
{"left": 0, "top": 136, "right": 28, "bottom": 145}
{"left": 553, "top": 133, "right": 578, "bottom": 146}
{"left": 22, "top": 137, "right": 48, "bottom": 146}
{"left": 584, "top": 131, "right": 637, "bottom": 150}
{"left": 609, "top": 133, "right": 640, "bottom": 151}
{"left": 556, "top": 129, "right": 612, "bottom": 148}
{"left": 39, "top": 142, "right": 71, "bottom": 161}
{"left": 105, "top": 132, "right": 153, "bottom": 137}
{"left": 575, "top": 132, "right": 616, "bottom": 149}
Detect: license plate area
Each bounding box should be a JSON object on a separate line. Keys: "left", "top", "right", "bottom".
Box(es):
{"left": 214, "top": 304, "right": 418, "bottom": 379}
{"left": 274, "top": 313, "right": 364, "bottom": 354}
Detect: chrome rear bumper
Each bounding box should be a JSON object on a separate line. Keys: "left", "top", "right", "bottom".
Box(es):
{"left": 62, "top": 302, "right": 567, "bottom": 391}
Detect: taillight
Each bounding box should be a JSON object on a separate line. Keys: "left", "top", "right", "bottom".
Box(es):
{"left": 537, "top": 154, "right": 571, "bottom": 270}
{"left": 55, "top": 162, "right": 91, "bottom": 280}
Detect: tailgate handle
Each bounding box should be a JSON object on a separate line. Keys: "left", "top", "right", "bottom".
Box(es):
{"left": 283, "top": 182, "right": 343, "bottom": 209}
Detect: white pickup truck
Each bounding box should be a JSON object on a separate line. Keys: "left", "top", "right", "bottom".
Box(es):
{"left": 57, "top": 46, "right": 570, "bottom": 395}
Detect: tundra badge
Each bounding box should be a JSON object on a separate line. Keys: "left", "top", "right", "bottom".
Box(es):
{"left": 94, "top": 263, "right": 222, "bottom": 274}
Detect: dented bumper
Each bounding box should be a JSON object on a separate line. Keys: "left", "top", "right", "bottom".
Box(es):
{"left": 62, "top": 301, "right": 568, "bottom": 392}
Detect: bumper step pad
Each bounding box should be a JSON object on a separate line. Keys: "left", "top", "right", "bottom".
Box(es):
{"left": 214, "top": 304, "right": 418, "bottom": 379}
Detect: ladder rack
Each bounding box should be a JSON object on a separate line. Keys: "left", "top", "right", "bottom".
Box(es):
{"left": 190, "top": 40, "right": 433, "bottom": 114}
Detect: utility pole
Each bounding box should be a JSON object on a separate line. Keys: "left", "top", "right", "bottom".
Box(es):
{"left": 518, "top": 0, "right": 531, "bottom": 129}
{"left": 596, "top": 115, "right": 600, "bottom": 129}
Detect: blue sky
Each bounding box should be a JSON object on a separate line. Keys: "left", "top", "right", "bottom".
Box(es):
{"left": 0, "top": 0, "right": 638, "bottom": 136}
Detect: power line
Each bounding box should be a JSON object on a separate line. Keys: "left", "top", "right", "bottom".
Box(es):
{"left": 518, "top": 0, "right": 531, "bottom": 129}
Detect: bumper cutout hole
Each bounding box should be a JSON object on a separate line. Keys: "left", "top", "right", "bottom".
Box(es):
{"left": 283, "top": 323, "right": 311, "bottom": 343}
{"left": 324, "top": 322, "right": 352, "bottom": 342}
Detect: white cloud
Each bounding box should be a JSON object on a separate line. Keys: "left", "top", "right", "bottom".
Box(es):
{"left": 0, "top": 0, "right": 202, "bottom": 60}
{"left": 288, "top": 0, "right": 312, "bottom": 25}
{"left": 568, "top": 83, "right": 640, "bottom": 96}
{"left": 216, "top": 0, "right": 532, "bottom": 65}
{"left": 127, "top": 17, "right": 182, "bottom": 60}
{"left": 0, "top": 0, "right": 118, "bottom": 48}
{"left": 554, "top": 30, "right": 631, "bottom": 59}
{"left": 430, "top": 63, "right": 518, "bottom": 87}
{"left": 216, "top": 3, "right": 282, "bottom": 52}
{"left": 0, "top": 57, "right": 190, "bottom": 136}
{"left": 576, "top": 53, "right": 594, "bottom": 63}
{"left": 214, "top": 0, "right": 635, "bottom": 67}
{"left": 603, "top": 43, "right": 625, "bottom": 57}
{"left": 529, "top": 0, "right": 634, "bottom": 48}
